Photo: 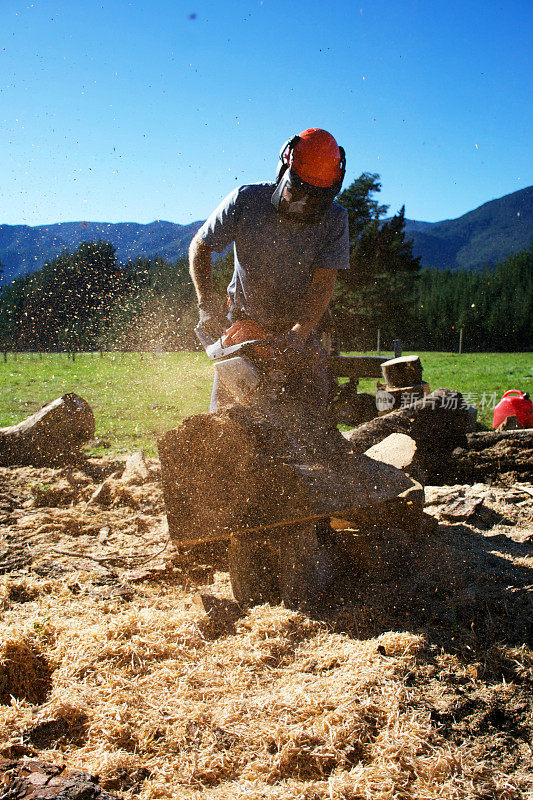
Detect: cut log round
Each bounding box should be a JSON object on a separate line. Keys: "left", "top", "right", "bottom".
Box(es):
{"left": 0, "top": 394, "right": 95, "bottom": 467}
{"left": 380, "top": 355, "right": 423, "bottom": 388}
{"left": 364, "top": 433, "right": 417, "bottom": 471}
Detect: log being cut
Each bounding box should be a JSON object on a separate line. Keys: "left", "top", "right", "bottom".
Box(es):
{"left": 158, "top": 392, "right": 422, "bottom": 549}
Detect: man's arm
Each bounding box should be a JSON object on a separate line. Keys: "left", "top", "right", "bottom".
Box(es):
{"left": 189, "top": 232, "right": 228, "bottom": 338}
{"left": 189, "top": 232, "right": 215, "bottom": 305}
{"left": 190, "top": 186, "right": 239, "bottom": 303}
{"left": 291, "top": 267, "right": 338, "bottom": 343}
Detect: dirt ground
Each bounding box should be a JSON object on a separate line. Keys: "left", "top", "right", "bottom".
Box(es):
{"left": 0, "top": 457, "right": 531, "bottom": 799}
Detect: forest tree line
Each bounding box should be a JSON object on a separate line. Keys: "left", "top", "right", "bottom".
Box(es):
{"left": 0, "top": 174, "right": 531, "bottom": 353}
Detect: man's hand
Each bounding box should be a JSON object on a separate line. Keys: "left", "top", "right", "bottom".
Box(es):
{"left": 271, "top": 330, "right": 316, "bottom": 372}
{"left": 290, "top": 268, "right": 338, "bottom": 343}
{"left": 197, "top": 298, "right": 228, "bottom": 340}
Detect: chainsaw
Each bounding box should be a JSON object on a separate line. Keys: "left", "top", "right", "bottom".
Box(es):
{"left": 195, "top": 322, "right": 281, "bottom": 402}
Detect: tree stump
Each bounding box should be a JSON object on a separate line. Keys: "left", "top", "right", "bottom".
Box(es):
{"left": 0, "top": 394, "right": 95, "bottom": 467}
{"left": 380, "top": 355, "right": 423, "bottom": 388}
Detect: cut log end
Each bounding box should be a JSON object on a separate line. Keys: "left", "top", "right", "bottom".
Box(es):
{"left": 380, "top": 355, "right": 423, "bottom": 388}
{"left": 344, "top": 388, "right": 472, "bottom": 483}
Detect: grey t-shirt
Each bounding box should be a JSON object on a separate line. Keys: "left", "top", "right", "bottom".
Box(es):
{"left": 197, "top": 183, "right": 349, "bottom": 331}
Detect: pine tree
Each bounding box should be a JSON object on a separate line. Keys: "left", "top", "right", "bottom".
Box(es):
{"left": 333, "top": 174, "right": 420, "bottom": 349}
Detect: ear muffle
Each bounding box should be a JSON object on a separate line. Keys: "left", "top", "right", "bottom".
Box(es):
{"left": 275, "top": 135, "right": 301, "bottom": 184}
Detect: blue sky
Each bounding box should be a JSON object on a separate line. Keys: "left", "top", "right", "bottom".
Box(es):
{"left": 1, "top": 0, "right": 531, "bottom": 226}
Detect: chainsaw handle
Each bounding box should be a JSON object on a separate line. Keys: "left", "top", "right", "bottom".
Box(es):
{"left": 194, "top": 323, "right": 217, "bottom": 349}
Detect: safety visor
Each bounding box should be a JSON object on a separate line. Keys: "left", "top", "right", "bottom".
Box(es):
{"left": 271, "top": 169, "right": 338, "bottom": 224}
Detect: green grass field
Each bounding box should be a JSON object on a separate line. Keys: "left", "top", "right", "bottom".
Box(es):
{"left": 1, "top": 350, "right": 531, "bottom": 456}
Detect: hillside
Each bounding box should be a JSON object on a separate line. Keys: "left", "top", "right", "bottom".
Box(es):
{"left": 0, "top": 220, "right": 203, "bottom": 285}
{"left": 404, "top": 185, "right": 533, "bottom": 270}
{"left": 1, "top": 186, "right": 532, "bottom": 285}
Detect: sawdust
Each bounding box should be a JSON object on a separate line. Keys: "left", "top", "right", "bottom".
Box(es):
{"left": 0, "top": 458, "right": 531, "bottom": 799}
{"left": 0, "top": 637, "right": 53, "bottom": 706}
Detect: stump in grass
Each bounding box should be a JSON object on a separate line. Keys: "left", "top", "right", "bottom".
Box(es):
{"left": 380, "top": 354, "right": 423, "bottom": 388}
{"left": 158, "top": 391, "right": 425, "bottom": 607}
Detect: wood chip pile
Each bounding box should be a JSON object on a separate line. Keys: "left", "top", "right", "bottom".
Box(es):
{"left": 0, "top": 458, "right": 532, "bottom": 799}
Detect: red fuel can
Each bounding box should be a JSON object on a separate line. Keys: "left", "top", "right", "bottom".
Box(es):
{"left": 492, "top": 390, "right": 533, "bottom": 429}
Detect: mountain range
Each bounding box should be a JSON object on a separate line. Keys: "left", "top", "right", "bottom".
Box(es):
{"left": 403, "top": 185, "right": 532, "bottom": 271}
{"left": 0, "top": 186, "right": 531, "bottom": 286}
{"left": 0, "top": 219, "right": 203, "bottom": 286}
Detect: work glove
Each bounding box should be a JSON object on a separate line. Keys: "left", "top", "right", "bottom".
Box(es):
{"left": 197, "top": 298, "right": 228, "bottom": 341}
{"left": 224, "top": 319, "right": 275, "bottom": 361}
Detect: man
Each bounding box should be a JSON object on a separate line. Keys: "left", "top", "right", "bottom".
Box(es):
{"left": 189, "top": 127, "right": 350, "bottom": 412}
{"left": 188, "top": 129, "right": 350, "bottom": 608}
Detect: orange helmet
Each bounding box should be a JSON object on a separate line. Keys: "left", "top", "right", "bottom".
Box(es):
{"left": 276, "top": 128, "right": 346, "bottom": 189}
{"left": 292, "top": 128, "right": 344, "bottom": 187}
{"left": 272, "top": 128, "right": 346, "bottom": 223}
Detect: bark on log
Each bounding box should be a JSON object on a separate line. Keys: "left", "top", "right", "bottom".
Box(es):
{"left": 158, "top": 395, "right": 417, "bottom": 547}
{"left": 344, "top": 388, "right": 471, "bottom": 483}
{"left": 465, "top": 428, "right": 533, "bottom": 449}
{"left": 0, "top": 757, "right": 121, "bottom": 800}
{"left": 452, "top": 428, "right": 533, "bottom": 481}
{"left": 0, "top": 393, "right": 95, "bottom": 467}
{"left": 376, "top": 381, "right": 430, "bottom": 413}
